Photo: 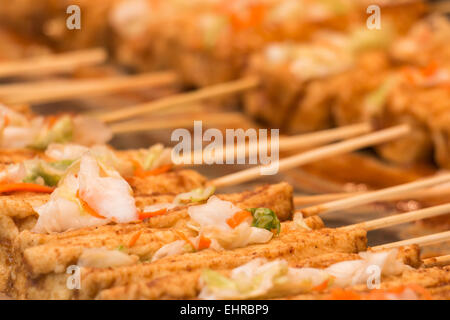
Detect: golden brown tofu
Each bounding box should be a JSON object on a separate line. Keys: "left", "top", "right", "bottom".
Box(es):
{"left": 1, "top": 182, "right": 296, "bottom": 296}
{"left": 13, "top": 227, "right": 366, "bottom": 300}
{"left": 96, "top": 245, "right": 420, "bottom": 300}
{"left": 286, "top": 266, "right": 450, "bottom": 300}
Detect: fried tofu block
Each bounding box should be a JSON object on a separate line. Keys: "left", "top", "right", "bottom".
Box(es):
{"left": 0, "top": 169, "right": 205, "bottom": 219}
{"left": 14, "top": 217, "right": 321, "bottom": 282}
{"left": 331, "top": 52, "right": 391, "bottom": 126}
{"left": 390, "top": 14, "right": 450, "bottom": 67}
{"left": 0, "top": 182, "right": 292, "bottom": 237}
{"left": 96, "top": 245, "right": 420, "bottom": 300}
{"left": 127, "top": 169, "right": 207, "bottom": 196}
{"left": 144, "top": 182, "right": 293, "bottom": 229}
{"left": 11, "top": 227, "right": 365, "bottom": 299}
{"left": 0, "top": 0, "right": 117, "bottom": 50}
{"left": 11, "top": 185, "right": 296, "bottom": 275}
{"left": 243, "top": 42, "right": 346, "bottom": 132}
{"left": 9, "top": 217, "right": 322, "bottom": 299}
{"left": 0, "top": 242, "right": 12, "bottom": 293}
{"left": 1, "top": 182, "right": 295, "bottom": 296}
{"left": 286, "top": 266, "right": 450, "bottom": 300}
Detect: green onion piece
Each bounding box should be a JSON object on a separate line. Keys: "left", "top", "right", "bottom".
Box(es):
{"left": 247, "top": 208, "right": 281, "bottom": 235}
{"left": 30, "top": 116, "right": 74, "bottom": 150}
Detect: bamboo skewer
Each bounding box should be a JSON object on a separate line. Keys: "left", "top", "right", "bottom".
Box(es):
{"left": 111, "top": 121, "right": 373, "bottom": 166}
{"left": 373, "top": 231, "right": 450, "bottom": 250}
{"left": 294, "top": 185, "right": 450, "bottom": 207}
{"left": 182, "top": 123, "right": 372, "bottom": 165}
{"left": 0, "top": 48, "right": 107, "bottom": 78}
{"left": 109, "top": 112, "right": 247, "bottom": 133}
{"left": 423, "top": 254, "right": 450, "bottom": 268}
{"left": 0, "top": 72, "right": 179, "bottom": 104}
{"left": 300, "top": 173, "right": 450, "bottom": 217}
{"left": 278, "top": 123, "right": 372, "bottom": 151}
{"left": 96, "top": 76, "right": 260, "bottom": 123}
{"left": 211, "top": 125, "right": 410, "bottom": 188}
{"left": 340, "top": 203, "right": 450, "bottom": 231}
{"left": 295, "top": 192, "right": 364, "bottom": 206}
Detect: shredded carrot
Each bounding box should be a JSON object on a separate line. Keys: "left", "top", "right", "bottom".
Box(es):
{"left": 328, "top": 288, "right": 361, "bottom": 300}
{"left": 312, "top": 277, "right": 333, "bottom": 292}
{"left": 0, "top": 183, "right": 55, "bottom": 194}
{"left": 227, "top": 3, "right": 266, "bottom": 31}
{"left": 47, "top": 115, "right": 59, "bottom": 128}
{"left": 134, "top": 163, "right": 172, "bottom": 178}
{"left": 364, "top": 289, "right": 389, "bottom": 300}
{"left": 128, "top": 231, "right": 142, "bottom": 248}
{"left": 2, "top": 115, "right": 9, "bottom": 127}
{"left": 76, "top": 190, "right": 106, "bottom": 219}
{"left": 138, "top": 208, "right": 168, "bottom": 220}
{"left": 198, "top": 235, "right": 211, "bottom": 250}
{"left": 175, "top": 230, "right": 196, "bottom": 249}
{"left": 226, "top": 210, "right": 252, "bottom": 228}
{"left": 421, "top": 61, "right": 439, "bottom": 77}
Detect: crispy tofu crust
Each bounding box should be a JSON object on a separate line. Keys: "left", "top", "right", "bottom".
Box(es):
{"left": 2, "top": 182, "right": 296, "bottom": 298}
{"left": 9, "top": 218, "right": 323, "bottom": 299}
{"left": 96, "top": 245, "right": 420, "bottom": 300}
{"left": 0, "top": 169, "right": 206, "bottom": 220}
{"left": 127, "top": 169, "right": 207, "bottom": 196}
{"left": 286, "top": 266, "right": 450, "bottom": 300}
{"left": 16, "top": 217, "right": 323, "bottom": 279}
{"left": 0, "top": 182, "right": 293, "bottom": 235}
{"left": 143, "top": 182, "right": 293, "bottom": 229}
{"left": 13, "top": 227, "right": 366, "bottom": 299}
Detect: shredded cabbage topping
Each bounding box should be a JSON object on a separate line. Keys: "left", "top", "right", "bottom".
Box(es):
{"left": 174, "top": 186, "right": 216, "bottom": 204}
{"left": 32, "top": 153, "right": 138, "bottom": 233}
{"left": 130, "top": 144, "right": 172, "bottom": 171}
{"left": 199, "top": 249, "right": 409, "bottom": 299}
{"left": 30, "top": 115, "right": 74, "bottom": 150}
{"left": 0, "top": 105, "right": 112, "bottom": 149}
{"left": 152, "top": 197, "right": 277, "bottom": 261}
{"left": 199, "top": 258, "right": 330, "bottom": 300}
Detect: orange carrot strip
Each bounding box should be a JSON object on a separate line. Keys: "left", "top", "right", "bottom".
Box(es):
{"left": 328, "top": 288, "right": 361, "bottom": 300}
{"left": 47, "top": 115, "right": 59, "bottom": 128}
{"left": 226, "top": 210, "right": 252, "bottom": 229}
{"left": 3, "top": 115, "right": 9, "bottom": 127}
{"left": 175, "top": 230, "right": 196, "bottom": 249}
{"left": 128, "top": 230, "right": 142, "bottom": 248}
{"left": 134, "top": 164, "right": 172, "bottom": 178}
{"left": 138, "top": 208, "right": 168, "bottom": 220}
{"left": 0, "top": 183, "right": 55, "bottom": 194}
{"left": 198, "top": 235, "right": 211, "bottom": 250}
{"left": 421, "top": 61, "right": 439, "bottom": 77}
{"left": 76, "top": 190, "right": 106, "bottom": 219}
{"left": 312, "top": 277, "right": 333, "bottom": 292}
